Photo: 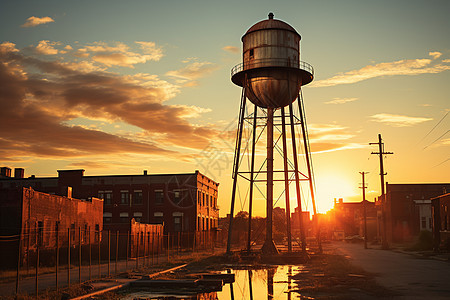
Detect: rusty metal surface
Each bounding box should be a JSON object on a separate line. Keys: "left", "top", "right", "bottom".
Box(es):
{"left": 244, "top": 19, "right": 299, "bottom": 37}
{"left": 231, "top": 14, "right": 313, "bottom": 109}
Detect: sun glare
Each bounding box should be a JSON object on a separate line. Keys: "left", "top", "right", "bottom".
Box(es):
{"left": 315, "top": 175, "right": 358, "bottom": 212}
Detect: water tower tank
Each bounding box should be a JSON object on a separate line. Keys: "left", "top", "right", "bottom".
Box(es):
{"left": 231, "top": 13, "right": 313, "bottom": 108}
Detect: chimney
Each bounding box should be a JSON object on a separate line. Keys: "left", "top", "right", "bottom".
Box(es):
{"left": 1, "top": 167, "right": 12, "bottom": 177}
{"left": 14, "top": 168, "right": 24, "bottom": 179}
{"left": 143, "top": 170, "right": 148, "bottom": 175}
{"left": 67, "top": 186, "right": 72, "bottom": 198}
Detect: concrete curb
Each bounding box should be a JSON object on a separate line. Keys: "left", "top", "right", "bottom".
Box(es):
{"left": 70, "top": 264, "right": 188, "bottom": 300}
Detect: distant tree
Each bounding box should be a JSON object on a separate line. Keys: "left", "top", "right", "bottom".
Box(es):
{"left": 273, "top": 207, "right": 287, "bottom": 243}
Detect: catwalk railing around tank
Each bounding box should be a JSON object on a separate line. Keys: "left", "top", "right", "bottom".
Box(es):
{"left": 231, "top": 58, "right": 314, "bottom": 78}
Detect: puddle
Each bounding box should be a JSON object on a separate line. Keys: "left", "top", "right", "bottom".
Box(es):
{"left": 122, "top": 265, "right": 303, "bottom": 299}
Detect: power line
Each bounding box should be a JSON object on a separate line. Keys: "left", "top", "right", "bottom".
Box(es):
{"left": 423, "top": 130, "right": 450, "bottom": 150}
{"left": 432, "top": 157, "right": 450, "bottom": 168}
{"left": 417, "top": 111, "right": 448, "bottom": 144}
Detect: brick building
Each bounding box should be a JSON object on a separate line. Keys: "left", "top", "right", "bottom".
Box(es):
{"left": 383, "top": 183, "right": 450, "bottom": 243}
{"left": 0, "top": 167, "right": 219, "bottom": 235}
{"left": 290, "top": 207, "right": 312, "bottom": 237}
{"left": 0, "top": 186, "right": 103, "bottom": 268}
{"left": 330, "top": 198, "right": 377, "bottom": 241}
{"left": 431, "top": 193, "right": 450, "bottom": 250}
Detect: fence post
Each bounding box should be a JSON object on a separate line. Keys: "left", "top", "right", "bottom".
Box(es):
{"left": 147, "top": 232, "right": 150, "bottom": 266}
{"left": 27, "top": 222, "right": 30, "bottom": 275}
{"left": 177, "top": 232, "right": 180, "bottom": 256}
{"left": 56, "top": 224, "right": 59, "bottom": 291}
{"left": 108, "top": 230, "right": 110, "bottom": 277}
{"left": 89, "top": 227, "right": 91, "bottom": 281}
{"left": 35, "top": 244, "right": 39, "bottom": 297}
{"left": 126, "top": 230, "right": 129, "bottom": 270}
{"left": 15, "top": 223, "right": 22, "bottom": 296}
{"left": 136, "top": 232, "right": 139, "bottom": 270}
{"left": 68, "top": 228, "right": 70, "bottom": 287}
{"left": 143, "top": 232, "right": 146, "bottom": 268}
{"left": 115, "top": 231, "right": 119, "bottom": 274}
{"left": 156, "top": 232, "right": 159, "bottom": 264}
{"left": 151, "top": 232, "right": 154, "bottom": 265}
{"left": 167, "top": 232, "right": 170, "bottom": 262}
{"left": 98, "top": 229, "right": 100, "bottom": 279}
{"left": 79, "top": 227, "right": 82, "bottom": 285}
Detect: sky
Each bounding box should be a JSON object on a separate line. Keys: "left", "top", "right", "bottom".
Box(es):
{"left": 1, "top": 0, "right": 449, "bottom": 216}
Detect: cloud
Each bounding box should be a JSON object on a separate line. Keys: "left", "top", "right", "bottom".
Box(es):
{"left": 305, "top": 124, "right": 364, "bottom": 153}
{"left": 223, "top": 46, "right": 239, "bottom": 54}
{"left": 325, "top": 97, "right": 358, "bottom": 105}
{"left": 370, "top": 113, "right": 433, "bottom": 127}
{"left": 429, "top": 51, "right": 442, "bottom": 59}
{"left": 92, "top": 53, "right": 151, "bottom": 67}
{"left": 166, "top": 61, "right": 218, "bottom": 85}
{"left": 0, "top": 44, "right": 220, "bottom": 162}
{"left": 312, "top": 57, "right": 450, "bottom": 87}
{"left": 79, "top": 41, "right": 163, "bottom": 67}
{"left": 35, "top": 40, "right": 60, "bottom": 55}
{"left": 135, "top": 41, "right": 163, "bottom": 60}
{"left": 0, "top": 42, "right": 19, "bottom": 54}
{"left": 21, "top": 16, "right": 55, "bottom": 28}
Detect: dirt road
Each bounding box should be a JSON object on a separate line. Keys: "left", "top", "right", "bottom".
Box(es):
{"left": 332, "top": 242, "right": 450, "bottom": 300}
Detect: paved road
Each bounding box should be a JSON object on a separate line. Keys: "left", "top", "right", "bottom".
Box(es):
{"left": 332, "top": 242, "right": 450, "bottom": 300}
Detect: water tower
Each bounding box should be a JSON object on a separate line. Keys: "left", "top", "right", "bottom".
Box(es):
{"left": 227, "top": 13, "right": 319, "bottom": 254}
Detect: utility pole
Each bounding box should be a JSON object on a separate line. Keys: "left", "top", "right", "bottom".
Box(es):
{"left": 359, "top": 172, "right": 368, "bottom": 249}
{"left": 370, "top": 134, "right": 393, "bottom": 250}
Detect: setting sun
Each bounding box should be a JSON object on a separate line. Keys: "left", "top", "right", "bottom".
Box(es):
{"left": 315, "top": 174, "right": 359, "bottom": 212}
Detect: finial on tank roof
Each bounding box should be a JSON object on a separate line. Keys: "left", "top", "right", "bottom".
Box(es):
{"left": 268, "top": 12, "right": 274, "bottom": 19}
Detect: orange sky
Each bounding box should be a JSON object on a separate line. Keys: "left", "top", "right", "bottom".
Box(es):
{"left": 1, "top": 0, "right": 449, "bottom": 216}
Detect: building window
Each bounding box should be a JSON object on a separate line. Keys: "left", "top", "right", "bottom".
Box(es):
{"left": 173, "top": 212, "right": 183, "bottom": 232}
{"left": 155, "top": 190, "right": 164, "bottom": 205}
{"left": 198, "top": 191, "right": 201, "bottom": 205}
{"left": 104, "top": 191, "right": 113, "bottom": 205}
{"left": 120, "top": 190, "right": 129, "bottom": 205}
{"left": 98, "top": 190, "right": 113, "bottom": 205}
{"left": 120, "top": 212, "right": 129, "bottom": 223}
{"left": 103, "top": 212, "right": 112, "bottom": 223}
{"left": 173, "top": 190, "right": 182, "bottom": 204}
{"left": 133, "top": 190, "right": 143, "bottom": 205}
{"left": 154, "top": 212, "right": 163, "bottom": 224}
{"left": 174, "top": 216, "right": 182, "bottom": 232}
